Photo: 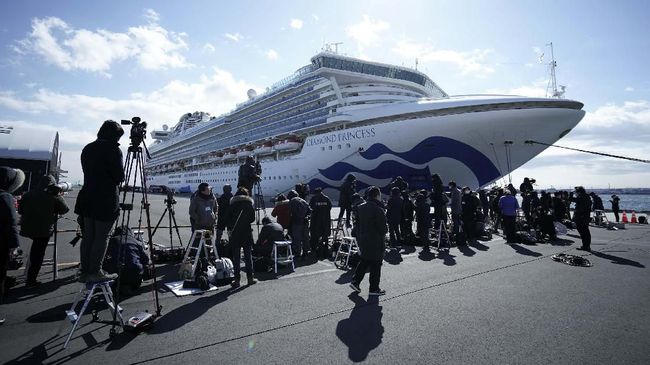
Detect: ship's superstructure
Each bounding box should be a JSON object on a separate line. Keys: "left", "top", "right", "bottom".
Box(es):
{"left": 145, "top": 51, "right": 585, "bottom": 198}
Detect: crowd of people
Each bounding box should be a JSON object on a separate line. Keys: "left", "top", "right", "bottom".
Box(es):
{"left": 0, "top": 120, "right": 633, "bottom": 322}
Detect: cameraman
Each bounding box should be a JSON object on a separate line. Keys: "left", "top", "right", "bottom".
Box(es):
{"left": 18, "top": 175, "right": 69, "bottom": 287}
{"left": 74, "top": 120, "right": 124, "bottom": 283}
{"left": 237, "top": 156, "right": 260, "bottom": 192}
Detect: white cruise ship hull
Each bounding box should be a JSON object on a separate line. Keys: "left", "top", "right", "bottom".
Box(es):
{"left": 147, "top": 100, "right": 585, "bottom": 198}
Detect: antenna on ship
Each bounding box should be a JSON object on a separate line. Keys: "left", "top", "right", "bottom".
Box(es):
{"left": 544, "top": 42, "right": 566, "bottom": 98}
{"left": 322, "top": 42, "right": 343, "bottom": 54}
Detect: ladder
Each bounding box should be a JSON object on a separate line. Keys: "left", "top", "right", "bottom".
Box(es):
{"left": 60, "top": 280, "right": 123, "bottom": 349}
{"left": 334, "top": 236, "right": 360, "bottom": 270}
{"left": 180, "top": 230, "right": 218, "bottom": 280}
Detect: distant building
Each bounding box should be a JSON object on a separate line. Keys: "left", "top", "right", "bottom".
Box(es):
{"left": 0, "top": 124, "right": 61, "bottom": 192}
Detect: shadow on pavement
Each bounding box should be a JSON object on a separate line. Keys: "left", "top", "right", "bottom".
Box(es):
{"left": 418, "top": 247, "right": 436, "bottom": 261}
{"left": 335, "top": 271, "right": 353, "bottom": 285}
{"left": 335, "top": 293, "right": 383, "bottom": 363}
{"left": 383, "top": 249, "right": 403, "bottom": 265}
{"left": 590, "top": 250, "right": 645, "bottom": 268}
{"left": 508, "top": 244, "right": 543, "bottom": 257}
{"left": 470, "top": 240, "right": 490, "bottom": 251}
{"left": 457, "top": 244, "right": 476, "bottom": 257}
{"left": 550, "top": 238, "right": 574, "bottom": 246}
{"left": 436, "top": 250, "right": 457, "bottom": 266}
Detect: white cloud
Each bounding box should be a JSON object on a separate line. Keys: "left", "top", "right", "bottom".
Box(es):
{"left": 266, "top": 49, "right": 278, "bottom": 60}
{"left": 346, "top": 15, "right": 390, "bottom": 48}
{"left": 144, "top": 9, "right": 160, "bottom": 23}
{"left": 392, "top": 40, "right": 494, "bottom": 77}
{"left": 625, "top": 86, "right": 634, "bottom": 92}
{"left": 16, "top": 16, "right": 191, "bottom": 74}
{"left": 290, "top": 18, "right": 303, "bottom": 29}
{"left": 202, "top": 42, "right": 216, "bottom": 54}
{"left": 312, "top": 15, "right": 320, "bottom": 22}
{"left": 224, "top": 32, "right": 243, "bottom": 42}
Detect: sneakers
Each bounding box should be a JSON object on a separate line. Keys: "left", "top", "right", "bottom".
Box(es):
{"left": 369, "top": 289, "right": 386, "bottom": 296}
{"left": 349, "top": 283, "right": 361, "bottom": 293}
{"left": 231, "top": 276, "right": 241, "bottom": 289}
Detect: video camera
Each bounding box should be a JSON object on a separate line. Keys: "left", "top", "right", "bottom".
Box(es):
{"left": 47, "top": 182, "right": 73, "bottom": 195}
{"left": 121, "top": 116, "right": 147, "bottom": 147}
{"left": 161, "top": 186, "right": 176, "bottom": 206}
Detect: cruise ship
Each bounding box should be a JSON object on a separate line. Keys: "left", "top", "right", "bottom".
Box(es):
{"left": 145, "top": 51, "right": 585, "bottom": 199}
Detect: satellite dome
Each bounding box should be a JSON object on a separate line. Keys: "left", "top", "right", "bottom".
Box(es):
{"left": 247, "top": 89, "right": 257, "bottom": 99}
{"left": 162, "top": 124, "right": 169, "bottom": 131}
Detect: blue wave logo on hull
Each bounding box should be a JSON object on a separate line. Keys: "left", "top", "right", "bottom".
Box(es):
{"left": 309, "top": 136, "right": 500, "bottom": 192}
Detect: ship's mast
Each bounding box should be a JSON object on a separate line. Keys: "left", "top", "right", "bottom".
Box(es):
{"left": 545, "top": 42, "right": 566, "bottom": 98}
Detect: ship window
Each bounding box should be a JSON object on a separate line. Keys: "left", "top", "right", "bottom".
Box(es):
{"left": 337, "top": 145, "right": 342, "bottom": 149}
{"left": 328, "top": 146, "right": 332, "bottom": 150}
{"left": 346, "top": 143, "right": 351, "bottom": 148}
{"left": 321, "top": 147, "right": 325, "bottom": 151}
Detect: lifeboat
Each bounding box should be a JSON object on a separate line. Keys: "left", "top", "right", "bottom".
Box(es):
{"left": 273, "top": 137, "right": 302, "bottom": 152}
{"left": 237, "top": 145, "right": 254, "bottom": 158}
{"left": 253, "top": 141, "right": 274, "bottom": 156}
{"left": 223, "top": 150, "right": 237, "bottom": 161}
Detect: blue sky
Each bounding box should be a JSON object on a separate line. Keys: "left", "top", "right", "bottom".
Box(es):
{"left": 1, "top": 0, "right": 649, "bottom": 187}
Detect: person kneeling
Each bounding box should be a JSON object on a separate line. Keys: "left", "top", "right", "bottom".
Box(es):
{"left": 103, "top": 226, "right": 150, "bottom": 295}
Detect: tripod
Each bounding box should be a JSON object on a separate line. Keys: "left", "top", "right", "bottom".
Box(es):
{"left": 109, "top": 120, "right": 162, "bottom": 338}
{"left": 253, "top": 180, "right": 267, "bottom": 231}
{"left": 150, "top": 192, "right": 183, "bottom": 249}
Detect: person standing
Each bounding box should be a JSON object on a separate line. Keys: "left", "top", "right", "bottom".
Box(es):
{"left": 400, "top": 191, "right": 415, "bottom": 242}
{"left": 237, "top": 156, "right": 260, "bottom": 193}
{"left": 309, "top": 187, "right": 332, "bottom": 258}
{"left": 498, "top": 189, "right": 519, "bottom": 243}
{"left": 227, "top": 187, "right": 257, "bottom": 288}
{"left": 415, "top": 191, "right": 431, "bottom": 247}
{"left": 461, "top": 187, "right": 478, "bottom": 242}
{"left": 0, "top": 166, "right": 25, "bottom": 325}
{"left": 271, "top": 194, "right": 290, "bottom": 231}
{"left": 349, "top": 186, "right": 388, "bottom": 296}
{"left": 288, "top": 190, "right": 311, "bottom": 259}
{"left": 448, "top": 181, "right": 462, "bottom": 236}
{"left": 337, "top": 174, "right": 356, "bottom": 227}
{"left": 570, "top": 186, "right": 592, "bottom": 251}
{"left": 610, "top": 194, "right": 621, "bottom": 222}
{"left": 215, "top": 184, "right": 233, "bottom": 242}
{"left": 189, "top": 183, "right": 218, "bottom": 233}
{"left": 18, "top": 175, "right": 69, "bottom": 287}
{"left": 430, "top": 174, "right": 447, "bottom": 230}
{"left": 386, "top": 187, "right": 403, "bottom": 247}
{"left": 74, "top": 120, "right": 124, "bottom": 283}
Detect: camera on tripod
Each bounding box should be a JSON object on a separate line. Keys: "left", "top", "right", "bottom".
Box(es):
{"left": 161, "top": 186, "right": 176, "bottom": 206}
{"left": 121, "top": 116, "right": 147, "bottom": 147}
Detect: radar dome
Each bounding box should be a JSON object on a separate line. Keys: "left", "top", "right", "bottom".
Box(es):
{"left": 162, "top": 124, "right": 169, "bottom": 131}
{"left": 247, "top": 89, "right": 257, "bottom": 99}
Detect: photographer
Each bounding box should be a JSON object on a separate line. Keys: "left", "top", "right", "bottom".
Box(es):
{"left": 288, "top": 190, "right": 311, "bottom": 259}
{"left": 74, "top": 120, "right": 124, "bottom": 283}
{"left": 216, "top": 184, "right": 233, "bottom": 242}
{"left": 1, "top": 166, "right": 25, "bottom": 325}
{"left": 237, "top": 156, "right": 260, "bottom": 192}
{"left": 18, "top": 175, "right": 69, "bottom": 287}
{"left": 189, "top": 183, "right": 218, "bottom": 233}
{"left": 227, "top": 187, "right": 257, "bottom": 288}
{"left": 103, "top": 226, "right": 149, "bottom": 295}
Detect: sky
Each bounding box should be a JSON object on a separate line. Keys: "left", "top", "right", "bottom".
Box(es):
{"left": 1, "top": 0, "right": 649, "bottom": 188}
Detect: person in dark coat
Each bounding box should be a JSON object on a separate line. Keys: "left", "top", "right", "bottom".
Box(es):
{"left": 552, "top": 192, "right": 566, "bottom": 222}
{"left": 227, "top": 187, "right": 257, "bottom": 287}
{"left": 297, "top": 183, "right": 310, "bottom": 200}
{"left": 499, "top": 190, "right": 519, "bottom": 243}
{"left": 415, "top": 191, "right": 431, "bottom": 247}
{"left": 610, "top": 194, "right": 621, "bottom": 222}
{"left": 103, "top": 226, "right": 149, "bottom": 294}
{"left": 288, "top": 190, "right": 311, "bottom": 258}
{"left": 400, "top": 191, "right": 415, "bottom": 242}
{"left": 389, "top": 176, "right": 408, "bottom": 193}
{"left": 255, "top": 217, "right": 285, "bottom": 259}
{"left": 449, "top": 181, "right": 462, "bottom": 235}
{"left": 349, "top": 186, "right": 388, "bottom": 296}
{"left": 271, "top": 194, "right": 290, "bottom": 230}
{"left": 74, "top": 120, "right": 124, "bottom": 283}
{"left": 570, "top": 186, "right": 592, "bottom": 251}
{"left": 349, "top": 193, "right": 365, "bottom": 238}
{"left": 506, "top": 183, "right": 517, "bottom": 197}
{"left": 430, "top": 174, "right": 447, "bottom": 229}
{"left": 0, "top": 167, "right": 25, "bottom": 325}
{"left": 216, "top": 184, "right": 233, "bottom": 242}
{"left": 386, "top": 187, "right": 403, "bottom": 246}
{"left": 309, "top": 187, "right": 332, "bottom": 258}
{"left": 237, "top": 156, "right": 260, "bottom": 192}
{"left": 18, "top": 175, "right": 69, "bottom": 286}
{"left": 461, "top": 187, "right": 478, "bottom": 242}
{"left": 590, "top": 193, "right": 604, "bottom": 211}
{"left": 189, "top": 182, "right": 218, "bottom": 232}
{"left": 478, "top": 189, "right": 489, "bottom": 217}
{"left": 337, "top": 174, "right": 356, "bottom": 228}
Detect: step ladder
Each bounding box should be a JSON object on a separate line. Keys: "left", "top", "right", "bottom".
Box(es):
{"left": 331, "top": 218, "right": 351, "bottom": 243}
{"left": 272, "top": 240, "right": 295, "bottom": 273}
{"left": 334, "top": 236, "right": 360, "bottom": 270}
{"left": 61, "top": 280, "right": 123, "bottom": 349}
{"left": 180, "top": 230, "right": 218, "bottom": 280}
{"left": 593, "top": 209, "right": 609, "bottom": 226}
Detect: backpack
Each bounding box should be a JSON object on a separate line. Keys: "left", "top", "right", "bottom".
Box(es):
{"left": 213, "top": 257, "right": 235, "bottom": 281}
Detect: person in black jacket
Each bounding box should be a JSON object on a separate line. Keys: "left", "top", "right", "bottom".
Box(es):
{"left": 74, "top": 121, "right": 124, "bottom": 283}
{"left": 349, "top": 186, "right": 388, "bottom": 296}
{"left": 237, "top": 156, "right": 260, "bottom": 193}
{"left": 570, "top": 186, "right": 592, "bottom": 251}
{"left": 18, "top": 175, "right": 69, "bottom": 287}
{"left": 415, "top": 191, "right": 431, "bottom": 247}
{"left": 389, "top": 176, "right": 408, "bottom": 193}
{"left": 0, "top": 166, "right": 24, "bottom": 325}
{"left": 386, "top": 187, "right": 403, "bottom": 247}
{"left": 255, "top": 217, "right": 285, "bottom": 259}
{"left": 227, "top": 187, "right": 257, "bottom": 288}
{"left": 610, "top": 194, "right": 621, "bottom": 222}
{"left": 309, "top": 187, "right": 332, "bottom": 258}
{"left": 337, "top": 174, "right": 356, "bottom": 228}
{"left": 216, "top": 184, "right": 233, "bottom": 242}
{"left": 400, "top": 191, "right": 415, "bottom": 242}
{"left": 461, "top": 187, "right": 478, "bottom": 242}
{"left": 552, "top": 192, "right": 566, "bottom": 222}
{"left": 288, "top": 190, "right": 311, "bottom": 259}
{"left": 103, "top": 226, "right": 149, "bottom": 294}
